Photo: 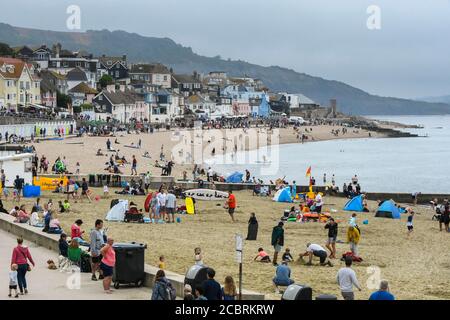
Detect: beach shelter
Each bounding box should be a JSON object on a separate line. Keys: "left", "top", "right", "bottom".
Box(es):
{"left": 343, "top": 195, "right": 364, "bottom": 212}
{"left": 105, "top": 200, "right": 128, "bottom": 221}
{"left": 375, "top": 200, "right": 401, "bottom": 219}
{"left": 226, "top": 172, "right": 244, "bottom": 183}
{"left": 273, "top": 187, "right": 293, "bottom": 203}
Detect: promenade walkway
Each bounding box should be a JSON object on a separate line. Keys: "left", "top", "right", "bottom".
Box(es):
{"left": 0, "top": 229, "right": 150, "bottom": 300}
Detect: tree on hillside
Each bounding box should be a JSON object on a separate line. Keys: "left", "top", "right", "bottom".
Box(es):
{"left": 99, "top": 74, "right": 114, "bottom": 88}
{"left": 0, "top": 42, "right": 14, "bottom": 56}
{"left": 57, "top": 92, "right": 72, "bottom": 109}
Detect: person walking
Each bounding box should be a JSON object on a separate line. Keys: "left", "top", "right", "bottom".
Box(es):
{"left": 325, "top": 218, "right": 338, "bottom": 259}
{"left": 337, "top": 256, "right": 362, "bottom": 300}
{"left": 271, "top": 222, "right": 285, "bottom": 266}
{"left": 131, "top": 155, "right": 137, "bottom": 176}
{"left": 11, "top": 237, "right": 35, "bottom": 295}
{"left": 226, "top": 191, "right": 237, "bottom": 222}
{"left": 100, "top": 237, "right": 116, "bottom": 294}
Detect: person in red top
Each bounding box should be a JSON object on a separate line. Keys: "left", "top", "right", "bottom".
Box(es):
{"left": 71, "top": 219, "right": 85, "bottom": 240}
{"left": 11, "top": 238, "right": 35, "bottom": 295}
{"left": 226, "top": 191, "right": 237, "bottom": 222}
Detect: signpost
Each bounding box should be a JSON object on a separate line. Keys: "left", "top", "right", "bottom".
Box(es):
{"left": 236, "top": 233, "right": 243, "bottom": 300}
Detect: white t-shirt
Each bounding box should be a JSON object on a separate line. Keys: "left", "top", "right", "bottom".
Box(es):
{"left": 30, "top": 212, "right": 40, "bottom": 226}
{"left": 157, "top": 193, "right": 167, "bottom": 207}
{"left": 315, "top": 194, "right": 323, "bottom": 207}
{"left": 307, "top": 244, "right": 325, "bottom": 253}
{"left": 9, "top": 270, "right": 18, "bottom": 286}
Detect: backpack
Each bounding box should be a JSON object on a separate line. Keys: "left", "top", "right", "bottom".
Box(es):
{"left": 166, "top": 281, "right": 177, "bottom": 300}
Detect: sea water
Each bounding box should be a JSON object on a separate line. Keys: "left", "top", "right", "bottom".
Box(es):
{"left": 208, "top": 115, "right": 450, "bottom": 194}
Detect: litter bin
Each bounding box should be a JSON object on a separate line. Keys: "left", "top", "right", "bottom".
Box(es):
{"left": 184, "top": 265, "right": 209, "bottom": 294}
{"left": 112, "top": 242, "right": 147, "bottom": 289}
{"left": 316, "top": 294, "right": 338, "bottom": 300}
{"left": 281, "top": 284, "right": 313, "bottom": 300}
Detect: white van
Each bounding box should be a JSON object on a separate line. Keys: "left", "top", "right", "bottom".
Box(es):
{"left": 288, "top": 116, "right": 306, "bottom": 125}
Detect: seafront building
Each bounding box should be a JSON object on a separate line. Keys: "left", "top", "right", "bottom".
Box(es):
{"left": 0, "top": 42, "right": 323, "bottom": 124}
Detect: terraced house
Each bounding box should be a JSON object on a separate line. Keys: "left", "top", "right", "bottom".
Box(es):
{"left": 0, "top": 57, "right": 41, "bottom": 110}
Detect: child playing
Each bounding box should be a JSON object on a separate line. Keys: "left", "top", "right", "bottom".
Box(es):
{"left": 8, "top": 264, "right": 19, "bottom": 298}
{"left": 158, "top": 256, "right": 166, "bottom": 270}
{"left": 282, "top": 248, "right": 294, "bottom": 262}
{"left": 407, "top": 209, "right": 414, "bottom": 237}
{"left": 3, "top": 187, "right": 9, "bottom": 200}
{"left": 254, "top": 247, "right": 271, "bottom": 263}
{"left": 194, "top": 247, "right": 203, "bottom": 265}
{"left": 62, "top": 200, "right": 71, "bottom": 212}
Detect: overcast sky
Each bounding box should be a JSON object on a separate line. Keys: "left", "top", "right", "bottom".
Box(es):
{"left": 1, "top": 0, "right": 449, "bottom": 98}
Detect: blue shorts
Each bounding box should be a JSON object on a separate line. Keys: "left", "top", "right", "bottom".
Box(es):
{"left": 100, "top": 262, "right": 114, "bottom": 277}
{"left": 273, "top": 277, "right": 294, "bottom": 286}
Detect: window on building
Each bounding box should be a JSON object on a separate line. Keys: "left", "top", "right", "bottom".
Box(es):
{"left": 99, "top": 96, "right": 103, "bottom": 101}
{"left": 115, "top": 71, "right": 120, "bottom": 78}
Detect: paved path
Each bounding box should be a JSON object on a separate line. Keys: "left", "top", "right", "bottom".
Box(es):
{"left": 0, "top": 229, "right": 150, "bottom": 300}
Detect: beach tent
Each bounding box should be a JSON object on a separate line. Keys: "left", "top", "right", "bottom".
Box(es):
{"left": 343, "top": 195, "right": 364, "bottom": 212}
{"left": 273, "top": 187, "right": 293, "bottom": 203}
{"left": 375, "top": 200, "right": 401, "bottom": 219}
{"left": 105, "top": 200, "right": 128, "bottom": 221}
{"left": 226, "top": 172, "right": 244, "bottom": 183}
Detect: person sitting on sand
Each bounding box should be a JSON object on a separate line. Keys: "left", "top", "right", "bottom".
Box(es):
{"left": 254, "top": 248, "right": 271, "bottom": 263}
{"left": 96, "top": 149, "right": 104, "bottom": 156}
{"left": 114, "top": 138, "right": 120, "bottom": 144}
{"left": 299, "top": 243, "right": 333, "bottom": 267}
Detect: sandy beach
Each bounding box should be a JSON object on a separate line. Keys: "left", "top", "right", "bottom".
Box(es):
{"left": 4, "top": 188, "right": 449, "bottom": 300}
{"left": 29, "top": 125, "right": 384, "bottom": 179}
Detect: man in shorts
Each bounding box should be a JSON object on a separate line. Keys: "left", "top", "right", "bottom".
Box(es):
{"left": 300, "top": 243, "right": 333, "bottom": 267}
{"left": 227, "top": 191, "right": 236, "bottom": 222}
{"left": 325, "top": 218, "right": 338, "bottom": 259}
{"left": 271, "top": 222, "right": 284, "bottom": 266}
{"left": 90, "top": 219, "right": 105, "bottom": 281}
{"left": 157, "top": 190, "right": 167, "bottom": 222}
{"left": 165, "top": 190, "right": 177, "bottom": 223}
{"left": 13, "top": 175, "right": 23, "bottom": 202}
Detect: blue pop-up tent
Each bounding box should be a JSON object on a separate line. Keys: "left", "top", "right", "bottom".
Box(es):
{"left": 226, "top": 172, "right": 244, "bottom": 183}
{"left": 273, "top": 187, "right": 293, "bottom": 203}
{"left": 343, "top": 195, "right": 364, "bottom": 212}
{"left": 375, "top": 200, "right": 401, "bottom": 219}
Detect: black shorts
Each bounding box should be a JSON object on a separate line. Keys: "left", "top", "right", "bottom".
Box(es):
{"left": 166, "top": 207, "right": 175, "bottom": 215}
{"left": 261, "top": 255, "right": 271, "bottom": 262}
{"left": 82, "top": 190, "right": 88, "bottom": 195}
{"left": 9, "top": 285, "right": 17, "bottom": 290}
{"left": 100, "top": 262, "right": 114, "bottom": 277}
{"left": 313, "top": 250, "right": 328, "bottom": 264}
{"left": 407, "top": 226, "right": 413, "bottom": 231}
{"left": 228, "top": 208, "right": 235, "bottom": 215}
{"left": 91, "top": 254, "right": 103, "bottom": 264}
